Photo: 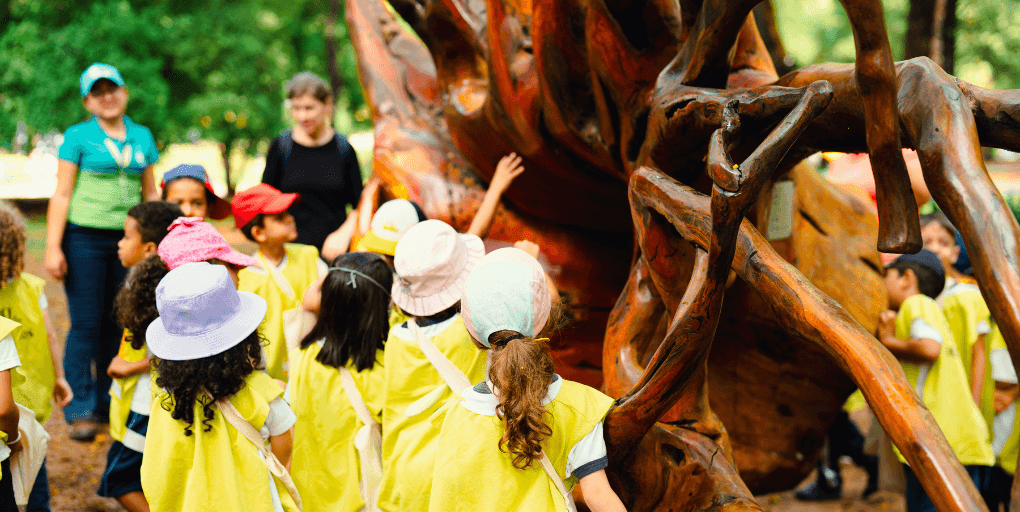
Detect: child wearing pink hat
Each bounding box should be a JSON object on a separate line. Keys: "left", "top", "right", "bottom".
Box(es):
{"left": 376, "top": 219, "right": 488, "bottom": 512}
{"left": 157, "top": 217, "right": 258, "bottom": 287}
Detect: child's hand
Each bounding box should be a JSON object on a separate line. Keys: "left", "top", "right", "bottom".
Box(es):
{"left": 107, "top": 357, "right": 133, "bottom": 379}
{"left": 514, "top": 240, "right": 541, "bottom": 260}
{"left": 877, "top": 310, "right": 897, "bottom": 339}
{"left": 53, "top": 377, "right": 73, "bottom": 408}
{"left": 490, "top": 153, "right": 525, "bottom": 193}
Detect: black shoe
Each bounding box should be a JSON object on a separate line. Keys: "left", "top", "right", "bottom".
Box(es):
{"left": 862, "top": 456, "right": 879, "bottom": 498}
{"left": 68, "top": 420, "right": 97, "bottom": 442}
{"left": 796, "top": 481, "right": 842, "bottom": 501}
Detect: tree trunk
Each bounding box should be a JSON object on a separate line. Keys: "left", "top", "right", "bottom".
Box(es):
{"left": 752, "top": 1, "right": 794, "bottom": 76}
{"left": 905, "top": 0, "right": 956, "bottom": 73}
{"left": 326, "top": 0, "right": 345, "bottom": 112}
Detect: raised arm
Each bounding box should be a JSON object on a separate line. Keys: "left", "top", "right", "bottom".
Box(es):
{"left": 466, "top": 153, "right": 524, "bottom": 238}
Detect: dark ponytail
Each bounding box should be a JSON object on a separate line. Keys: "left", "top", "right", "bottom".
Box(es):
{"left": 488, "top": 330, "right": 556, "bottom": 469}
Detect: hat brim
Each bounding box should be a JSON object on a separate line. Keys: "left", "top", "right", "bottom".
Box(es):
{"left": 146, "top": 291, "right": 267, "bottom": 361}
{"left": 263, "top": 192, "right": 300, "bottom": 215}
{"left": 392, "top": 234, "right": 484, "bottom": 317}
{"left": 358, "top": 230, "right": 399, "bottom": 256}
{"left": 213, "top": 248, "right": 258, "bottom": 268}
{"left": 207, "top": 195, "right": 233, "bottom": 221}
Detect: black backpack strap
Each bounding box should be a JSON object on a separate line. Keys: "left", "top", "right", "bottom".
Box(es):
{"left": 279, "top": 128, "right": 294, "bottom": 167}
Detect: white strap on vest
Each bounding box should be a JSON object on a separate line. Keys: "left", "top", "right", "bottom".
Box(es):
{"left": 215, "top": 398, "right": 303, "bottom": 511}
{"left": 408, "top": 319, "right": 471, "bottom": 395}
{"left": 488, "top": 382, "right": 576, "bottom": 512}
{"left": 338, "top": 366, "right": 383, "bottom": 512}
{"left": 258, "top": 251, "right": 297, "bottom": 300}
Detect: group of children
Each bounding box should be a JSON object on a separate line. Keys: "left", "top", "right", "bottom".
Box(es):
{"left": 0, "top": 152, "right": 627, "bottom": 512}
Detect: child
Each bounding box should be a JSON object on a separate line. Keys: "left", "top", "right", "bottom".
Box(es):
{"left": 877, "top": 249, "right": 994, "bottom": 512}
{"left": 921, "top": 213, "right": 996, "bottom": 428}
{"left": 139, "top": 262, "right": 298, "bottom": 512}
{"left": 0, "top": 316, "right": 23, "bottom": 511}
{"left": 157, "top": 217, "right": 258, "bottom": 286}
{"left": 160, "top": 164, "right": 232, "bottom": 220}
{"left": 289, "top": 253, "right": 392, "bottom": 512}
{"left": 98, "top": 200, "right": 183, "bottom": 510}
{"left": 354, "top": 199, "right": 428, "bottom": 265}
{"left": 429, "top": 247, "right": 625, "bottom": 511}
{"left": 0, "top": 201, "right": 74, "bottom": 510}
{"left": 377, "top": 219, "right": 488, "bottom": 512}
{"left": 233, "top": 184, "right": 326, "bottom": 380}
{"left": 985, "top": 329, "right": 1018, "bottom": 511}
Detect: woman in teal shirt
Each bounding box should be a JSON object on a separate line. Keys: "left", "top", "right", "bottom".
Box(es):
{"left": 44, "top": 63, "right": 159, "bottom": 441}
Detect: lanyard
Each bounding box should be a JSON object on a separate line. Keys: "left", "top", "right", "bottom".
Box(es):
{"left": 103, "top": 138, "right": 133, "bottom": 188}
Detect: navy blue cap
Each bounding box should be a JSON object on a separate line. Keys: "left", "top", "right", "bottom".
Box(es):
{"left": 953, "top": 231, "right": 973, "bottom": 275}
{"left": 887, "top": 248, "right": 946, "bottom": 282}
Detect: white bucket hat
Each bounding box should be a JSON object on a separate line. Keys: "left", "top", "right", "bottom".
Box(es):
{"left": 146, "top": 262, "right": 268, "bottom": 361}
{"left": 392, "top": 219, "right": 484, "bottom": 316}
{"left": 461, "top": 248, "right": 552, "bottom": 347}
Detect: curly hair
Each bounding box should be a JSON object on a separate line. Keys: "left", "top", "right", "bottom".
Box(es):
{"left": 0, "top": 201, "right": 26, "bottom": 287}
{"left": 488, "top": 331, "right": 556, "bottom": 470}
{"left": 114, "top": 255, "right": 169, "bottom": 349}
{"left": 152, "top": 331, "right": 264, "bottom": 436}
{"left": 300, "top": 252, "right": 393, "bottom": 371}
{"left": 127, "top": 201, "right": 184, "bottom": 245}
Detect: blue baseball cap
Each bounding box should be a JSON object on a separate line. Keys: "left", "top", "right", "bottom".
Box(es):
{"left": 887, "top": 248, "right": 946, "bottom": 283}
{"left": 80, "top": 63, "right": 125, "bottom": 98}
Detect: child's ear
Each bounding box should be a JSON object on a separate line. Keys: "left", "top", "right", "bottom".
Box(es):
{"left": 251, "top": 224, "right": 267, "bottom": 243}
{"left": 141, "top": 241, "right": 158, "bottom": 258}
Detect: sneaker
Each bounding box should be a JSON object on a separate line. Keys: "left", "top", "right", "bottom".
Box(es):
{"left": 862, "top": 455, "right": 879, "bottom": 498}
{"left": 68, "top": 420, "right": 97, "bottom": 442}
{"left": 795, "top": 481, "right": 842, "bottom": 501}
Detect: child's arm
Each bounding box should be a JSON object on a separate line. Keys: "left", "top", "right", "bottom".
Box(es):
{"left": 302, "top": 274, "right": 326, "bottom": 314}
{"left": 971, "top": 334, "right": 987, "bottom": 405}
{"left": 0, "top": 370, "right": 18, "bottom": 448}
{"left": 578, "top": 469, "right": 627, "bottom": 512}
{"left": 321, "top": 211, "right": 358, "bottom": 262}
{"left": 876, "top": 310, "right": 940, "bottom": 363}
{"left": 42, "top": 308, "right": 73, "bottom": 407}
{"left": 467, "top": 153, "right": 525, "bottom": 239}
{"left": 270, "top": 429, "right": 293, "bottom": 471}
{"left": 107, "top": 356, "right": 151, "bottom": 380}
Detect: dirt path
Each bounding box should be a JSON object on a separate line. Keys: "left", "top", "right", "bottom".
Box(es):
{"left": 22, "top": 207, "right": 897, "bottom": 511}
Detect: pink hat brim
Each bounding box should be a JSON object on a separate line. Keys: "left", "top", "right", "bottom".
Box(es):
{"left": 391, "top": 234, "right": 484, "bottom": 316}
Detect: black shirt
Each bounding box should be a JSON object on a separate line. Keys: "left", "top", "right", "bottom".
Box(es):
{"left": 262, "top": 133, "right": 363, "bottom": 251}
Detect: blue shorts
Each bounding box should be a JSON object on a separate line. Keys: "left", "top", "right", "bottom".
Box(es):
{"left": 97, "top": 412, "right": 148, "bottom": 498}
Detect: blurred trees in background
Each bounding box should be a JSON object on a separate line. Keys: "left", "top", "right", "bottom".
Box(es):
{"left": 0, "top": 0, "right": 370, "bottom": 167}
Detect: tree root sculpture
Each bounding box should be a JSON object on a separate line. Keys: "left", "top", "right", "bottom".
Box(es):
{"left": 345, "top": 0, "right": 1020, "bottom": 508}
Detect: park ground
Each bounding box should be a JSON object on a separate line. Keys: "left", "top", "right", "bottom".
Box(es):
{"left": 16, "top": 203, "right": 903, "bottom": 511}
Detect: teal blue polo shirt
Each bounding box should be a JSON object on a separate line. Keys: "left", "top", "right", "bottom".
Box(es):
{"left": 58, "top": 116, "right": 159, "bottom": 230}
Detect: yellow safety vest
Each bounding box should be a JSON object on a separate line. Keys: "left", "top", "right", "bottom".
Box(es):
{"left": 108, "top": 329, "right": 149, "bottom": 443}
{"left": 941, "top": 282, "right": 996, "bottom": 432}
{"left": 894, "top": 294, "right": 994, "bottom": 466}
{"left": 0, "top": 273, "right": 54, "bottom": 424}
{"left": 377, "top": 315, "right": 487, "bottom": 512}
{"left": 429, "top": 380, "right": 615, "bottom": 511}
{"left": 140, "top": 371, "right": 297, "bottom": 512}
{"left": 290, "top": 343, "right": 384, "bottom": 512}
{"left": 239, "top": 244, "right": 321, "bottom": 381}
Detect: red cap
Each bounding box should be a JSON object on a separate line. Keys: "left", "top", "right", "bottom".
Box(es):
{"left": 231, "top": 183, "right": 300, "bottom": 229}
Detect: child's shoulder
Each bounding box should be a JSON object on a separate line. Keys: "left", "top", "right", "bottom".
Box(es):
{"left": 553, "top": 378, "right": 615, "bottom": 419}
{"left": 17, "top": 272, "right": 45, "bottom": 289}
{"left": 284, "top": 243, "right": 320, "bottom": 260}
{"left": 245, "top": 370, "right": 284, "bottom": 402}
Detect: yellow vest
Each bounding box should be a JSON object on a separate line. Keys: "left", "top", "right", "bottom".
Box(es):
{"left": 140, "top": 371, "right": 297, "bottom": 512}
{"left": 941, "top": 282, "right": 996, "bottom": 431}
{"left": 989, "top": 328, "right": 1020, "bottom": 474}
{"left": 0, "top": 273, "right": 54, "bottom": 424}
{"left": 378, "top": 315, "right": 487, "bottom": 512}
{"left": 429, "top": 380, "right": 615, "bottom": 512}
{"left": 389, "top": 308, "right": 409, "bottom": 329}
{"left": 894, "top": 294, "right": 994, "bottom": 466}
{"left": 0, "top": 316, "right": 20, "bottom": 477}
{"left": 290, "top": 343, "right": 385, "bottom": 512}
{"left": 239, "top": 244, "right": 321, "bottom": 381}
{"left": 108, "top": 329, "right": 149, "bottom": 443}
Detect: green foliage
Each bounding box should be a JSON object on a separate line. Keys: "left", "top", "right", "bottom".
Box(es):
{"left": 772, "top": 0, "right": 908, "bottom": 65}
{"left": 0, "top": 0, "right": 370, "bottom": 153}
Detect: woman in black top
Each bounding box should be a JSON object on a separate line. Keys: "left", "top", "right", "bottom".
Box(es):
{"left": 262, "top": 72, "right": 362, "bottom": 255}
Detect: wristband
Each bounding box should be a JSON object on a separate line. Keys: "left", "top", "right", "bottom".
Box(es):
{"left": 6, "top": 431, "right": 20, "bottom": 446}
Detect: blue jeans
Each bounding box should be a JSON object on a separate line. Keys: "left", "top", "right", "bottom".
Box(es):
{"left": 904, "top": 463, "right": 992, "bottom": 512}
{"left": 27, "top": 458, "right": 48, "bottom": 511}
{"left": 61, "top": 224, "right": 126, "bottom": 422}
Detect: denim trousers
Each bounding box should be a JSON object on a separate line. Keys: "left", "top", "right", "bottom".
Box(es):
{"left": 27, "top": 458, "right": 48, "bottom": 511}
{"left": 61, "top": 224, "right": 126, "bottom": 423}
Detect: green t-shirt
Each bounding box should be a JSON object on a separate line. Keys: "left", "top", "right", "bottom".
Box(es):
{"left": 58, "top": 116, "right": 159, "bottom": 230}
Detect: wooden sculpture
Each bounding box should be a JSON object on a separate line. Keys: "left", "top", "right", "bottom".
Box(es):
{"left": 345, "top": 0, "right": 1020, "bottom": 508}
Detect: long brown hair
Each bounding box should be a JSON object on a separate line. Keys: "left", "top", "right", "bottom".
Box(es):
{"left": 488, "top": 330, "right": 556, "bottom": 469}
{"left": 0, "top": 201, "right": 26, "bottom": 287}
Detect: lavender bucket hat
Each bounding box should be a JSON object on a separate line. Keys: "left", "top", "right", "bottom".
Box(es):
{"left": 461, "top": 248, "right": 552, "bottom": 347}
{"left": 146, "top": 262, "right": 267, "bottom": 361}
{"left": 391, "top": 219, "right": 485, "bottom": 316}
